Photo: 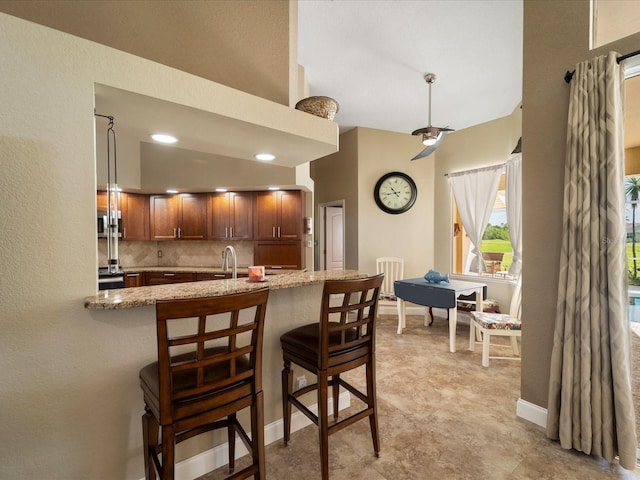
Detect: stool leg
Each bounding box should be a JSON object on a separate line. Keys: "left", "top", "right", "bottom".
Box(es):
{"left": 251, "top": 391, "right": 266, "bottom": 480}
{"left": 141, "top": 407, "right": 157, "bottom": 480}
{"left": 282, "top": 358, "right": 293, "bottom": 445}
{"left": 161, "top": 424, "right": 175, "bottom": 480}
{"left": 482, "top": 329, "right": 490, "bottom": 367}
{"left": 366, "top": 358, "right": 380, "bottom": 457}
{"left": 331, "top": 374, "right": 340, "bottom": 419}
{"left": 228, "top": 413, "right": 236, "bottom": 474}
{"left": 318, "top": 370, "right": 330, "bottom": 480}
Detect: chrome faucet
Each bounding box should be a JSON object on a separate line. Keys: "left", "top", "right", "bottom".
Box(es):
{"left": 221, "top": 245, "right": 237, "bottom": 279}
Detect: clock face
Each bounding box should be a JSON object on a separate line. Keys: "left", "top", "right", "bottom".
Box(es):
{"left": 374, "top": 172, "right": 417, "bottom": 214}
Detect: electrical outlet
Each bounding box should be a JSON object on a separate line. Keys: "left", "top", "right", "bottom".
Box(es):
{"left": 296, "top": 375, "right": 307, "bottom": 390}
{"left": 157, "top": 250, "right": 163, "bottom": 258}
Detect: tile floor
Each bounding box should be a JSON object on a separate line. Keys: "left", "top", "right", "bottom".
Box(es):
{"left": 200, "top": 313, "right": 640, "bottom": 480}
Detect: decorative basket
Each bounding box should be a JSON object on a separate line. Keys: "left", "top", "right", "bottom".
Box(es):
{"left": 295, "top": 96, "right": 339, "bottom": 120}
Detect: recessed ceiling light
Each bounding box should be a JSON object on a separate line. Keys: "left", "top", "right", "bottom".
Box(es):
{"left": 166, "top": 189, "right": 178, "bottom": 194}
{"left": 215, "top": 188, "right": 228, "bottom": 192}
{"left": 151, "top": 133, "right": 178, "bottom": 144}
{"left": 255, "top": 153, "right": 275, "bottom": 161}
{"left": 268, "top": 186, "right": 280, "bottom": 191}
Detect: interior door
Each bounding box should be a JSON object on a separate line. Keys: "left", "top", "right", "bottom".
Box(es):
{"left": 325, "top": 206, "right": 343, "bottom": 270}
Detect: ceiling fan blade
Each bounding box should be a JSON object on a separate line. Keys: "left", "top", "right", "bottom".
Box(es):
{"left": 411, "top": 131, "right": 449, "bottom": 161}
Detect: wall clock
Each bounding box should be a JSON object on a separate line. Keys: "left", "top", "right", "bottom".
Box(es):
{"left": 374, "top": 171, "right": 417, "bottom": 214}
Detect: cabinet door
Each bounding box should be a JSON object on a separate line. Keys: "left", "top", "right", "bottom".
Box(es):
{"left": 144, "top": 272, "right": 195, "bottom": 285}
{"left": 124, "top": 272, "right": 143, "bottom": 288}
{"left": 178, "top": 194, "right": 207, "bottom": 239}
{"left": 150, "top": 195, "right": 178, "bottom": 240}
{"left": 253, "top": 241, "right": 304, "bottom": 269}
{"left": 209, "top": 192, "right": 230, "bottom": 239}
{"left": 121, "top": 193, "right": 149, "bottom": 241}
{"left": 253, "top": 191, "right": 279, "bottom": 239}
{"left": 278, "top": 190, "right": 302, "bottom": 239}
{"left": 229, "top": 191, "right": 253, "bottom": 239}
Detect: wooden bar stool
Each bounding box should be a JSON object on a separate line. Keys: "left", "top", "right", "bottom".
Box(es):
{"left": 280, "top": 274, "right": 384, "bottom": 480}
{"left": 139, "top": 288, "right": 269, "bottom": 480}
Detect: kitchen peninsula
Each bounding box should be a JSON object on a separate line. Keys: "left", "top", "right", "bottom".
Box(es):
{"left": 84, "top": 269, "right": 371, "bottom": 472}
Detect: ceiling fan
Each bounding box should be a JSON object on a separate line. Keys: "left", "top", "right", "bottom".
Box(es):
{"left": 411, "top": 73, "right": 454, "bottom": 160}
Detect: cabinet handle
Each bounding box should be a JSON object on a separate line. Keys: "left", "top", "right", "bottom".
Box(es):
{"left": 127, "top": 273, "right": 139, "bottom": 277}
{"left": 230, "top": 227, "right": 233, "bottom": 238}
{"left": 164, "top": 273, "right": 175, "bottom": 277}
{"left": 123, "top": 227, "right": 127, "bottom": 239}
{"left": 278, "top": 226, "right": 281, "bottom": 238}
{"left": 173, "top": 228, "right": 177, "bottom": 238}
{"left": 272, "top": 226, "right": 276, "bottom": 238}
{"left": 225, "top": 227, "right": 229, "bottom": 238}
{"left": 178, "top": 227, "right": 182, "bottom": 238}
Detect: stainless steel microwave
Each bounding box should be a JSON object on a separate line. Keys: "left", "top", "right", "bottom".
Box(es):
{"left": 97, "top": 210, "right": 122, "bottom": 238}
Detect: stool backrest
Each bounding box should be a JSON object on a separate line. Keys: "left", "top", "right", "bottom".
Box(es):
{"left": 155, "top": 288, "right": 269, "bottom": 422}
{"left": 319, "top": 274, "right": 384, "bottom": 369}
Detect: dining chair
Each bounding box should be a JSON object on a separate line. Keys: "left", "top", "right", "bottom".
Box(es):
{"left": 139, "top": 288, "right": 269, "bottom": 480}
{"left": 280, "top": 274, "right": 384, "bottom": 480}
{"left": 469, "top": 277, "right": 521, "bottom": 367}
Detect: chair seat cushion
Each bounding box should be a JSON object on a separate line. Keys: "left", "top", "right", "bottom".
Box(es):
{"left": 471, "top": 311, "right": 521, "bottom": 330}
{"left": 280, "top": 322, "right": 360, "bottom": 359}
{"left": 379, "top": 292, "right": 397, "bottom": 301}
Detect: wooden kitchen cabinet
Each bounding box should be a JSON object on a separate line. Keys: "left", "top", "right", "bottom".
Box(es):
{"left": 144, "top": 272, "right": 195, "bottom": 285}
{"left": 209, "top": 192, "right": 253, "bottom": 240}
{"left": 253, "top": 241, "right": 305, "bottom": 270}
{"left": 253, "top": 190, "right": 303, "bottom": 240}
{"left": 120, "top": 192, "right": 149, "bottom": 241}
{"left": 124, "top": 272, "right": 143, "bottom": 288}
{"left": 150, "top": 193, "right": 208, "bottom": 240}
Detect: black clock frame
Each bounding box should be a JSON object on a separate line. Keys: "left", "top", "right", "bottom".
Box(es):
{"left": 373, "top": 171, "right": 418, "bottom": 214}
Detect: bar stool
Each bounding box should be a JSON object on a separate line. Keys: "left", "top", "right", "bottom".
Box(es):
{"left": 280, "top": 274, "right": 384, "bottom": 480}
{"left": 139, "top": 288, "right": 269, "bottom": 480}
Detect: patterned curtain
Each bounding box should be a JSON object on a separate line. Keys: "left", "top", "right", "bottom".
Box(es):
{"left": 547, "top": 52, "right": 637, "bottom": 469}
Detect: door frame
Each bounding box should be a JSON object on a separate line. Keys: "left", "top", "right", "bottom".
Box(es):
{"left": 318, "top": 200, "right": 345, "bottom": 271}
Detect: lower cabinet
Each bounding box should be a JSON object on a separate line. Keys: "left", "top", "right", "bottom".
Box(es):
{"left": 253, "top": 241, "right": 304, "bottom": 270}
{"left": 124, "top": 272, "right": 143, "bottom": 288}
{"left": 144, "top": 272, "right": 195, "bottom": 286}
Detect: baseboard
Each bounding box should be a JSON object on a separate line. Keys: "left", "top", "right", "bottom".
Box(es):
{"left": 516, "top": 398, "right": 547, "bottom": 429}
{"left": 144, "top": 391, "right": 351, "bottom": 480}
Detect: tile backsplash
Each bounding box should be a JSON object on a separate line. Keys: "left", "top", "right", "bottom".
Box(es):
{"left": 98, "top": 240, "right": 255, "bottom": 268}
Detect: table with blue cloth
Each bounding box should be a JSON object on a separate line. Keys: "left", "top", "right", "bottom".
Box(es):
{"left": 394, "top": 278, "right": 487, "bottom": 353}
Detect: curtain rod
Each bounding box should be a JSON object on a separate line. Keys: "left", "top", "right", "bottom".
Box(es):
{"left": 564, "top": 49, "right": 640, "bottom": 84}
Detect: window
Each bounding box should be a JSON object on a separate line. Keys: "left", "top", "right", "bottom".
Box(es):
{"left": 449, "top": 153, "right": 522, "bottom": 280}
{"left": 452, "top": 173, "right": 514, "bottom": 278}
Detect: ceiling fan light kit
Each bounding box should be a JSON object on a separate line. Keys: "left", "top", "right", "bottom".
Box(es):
{"left": 411, "top": 73, "right": 454, "bottom": 160}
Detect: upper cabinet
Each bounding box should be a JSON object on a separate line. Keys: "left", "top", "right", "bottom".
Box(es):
{"left": 150, "top": 193, "right": 208, "bottom": 240}
{"left": 121, "top": 192, "right": 149, "bottom": 241}
{"left": 253, "top": 190, "right": 303, "bottom": 240}
{"left": 209, "top": 192, "right": 253, "bottom": 240}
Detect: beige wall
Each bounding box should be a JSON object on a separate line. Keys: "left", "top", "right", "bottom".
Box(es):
{"left": 356, "top": 128, "right": 436, "bottom": 279}
{"left": 0, "top": 10, "right": 315, "bottom": 478}
{"left": 311, "top": 129, "right": 360, "bottom": 269}
{"left": 522, "top": 0, "right": 640, "bottom": 408}
{"left": 0, "top": 0, "right": 293, "bottom": 105}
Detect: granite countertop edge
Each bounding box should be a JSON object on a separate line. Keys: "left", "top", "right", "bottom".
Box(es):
{"left": 85, "top": 269, "right": 369, "bottom": 310}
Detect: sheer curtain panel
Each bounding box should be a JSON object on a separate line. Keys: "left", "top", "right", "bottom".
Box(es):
{"left": 449, "top": 166, "right": 502, "bottom": 273}
{"left": 506, "top": 153, "right": 522, "bottom": 276}
{"left": 547, "top": 52, "right": 637, "bottom": 469}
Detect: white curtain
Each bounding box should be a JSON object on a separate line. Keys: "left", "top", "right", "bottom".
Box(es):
{"left": 449, "top": 166, "right": 502, "bottom": 273}
{"left": 547, "top": 52, "right": 637, "bottom": 469}
{"left": 506, "top": 153, "right": 522, "bottom": 276}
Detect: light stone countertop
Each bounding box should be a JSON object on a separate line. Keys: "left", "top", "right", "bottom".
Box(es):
{"left": 84, "top": 269, "right": 369, "bottom": 310}
{"left": 122, "top": 266, "right": 302, "bottom": 275}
